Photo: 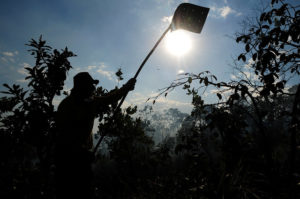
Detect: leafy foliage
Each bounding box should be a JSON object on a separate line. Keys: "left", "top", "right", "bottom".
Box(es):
{"left": 236, "top": 1, "right": 299, "bottom": 97}
{"left": 149, "top": 1, "right": 300, "bottom": 198}
{"left": 115, "top": 68, "right": 124, "bottom": 81}
{"left": 0, "top": 36, "right": 75, "bottom": 198}
{"left": 0, "top": 1, "right": 299, "bottom": 198}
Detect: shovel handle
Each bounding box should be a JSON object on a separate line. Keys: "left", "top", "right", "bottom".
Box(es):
{"left": 94, "top": 24, "right": 172, "bottom": 154}
{"left": 114, "top": 23, "right": 172, "bottom": 112}
{"left": 133, "top": 24, "right": 171, "bottom": 79}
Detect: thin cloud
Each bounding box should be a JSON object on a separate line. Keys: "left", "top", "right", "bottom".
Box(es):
{"left": 155, "top": 0, "right": 177, "bottom": 6}
{"left": 210, "top": 5, "right": 242, "bottom": 19}
{"left": 210, "top": 89, "right": 219, "bottom": 94}
{"left": 231, "top": 74, "right": 237, "bottom": 80}
{"left": 17, "top": 68, "right": 28, "bottom": 76}
{"left": 161, "top": 15, "right": 173, "bottom": 23}
{"left": 1, "top": 51, "right": 18, "bottom": 63}
{"left": 0, "top": 56, "right": 15, "bottom": 63}
{"left": 243, "top": 71, "right": 251, "bottom": 79}
{"left": 16, "top": 79, "right": 29, "bottom": 83}
{"left": 17, "top": 63, "right": 31, "bottom": 75}
{"left": 1, "top": 57, "right": 8, "bottom": 62}
{"left": 2, "top": 52, "right": 14, "bottom": 57}
{"left": 87, "top": 63, "right": 108, "bottom": 71}
{"left": 244, "top": 58, "right": 255, "bottom": 69}
{"left": 82, "top": 63, "right": 116, "bottom": 81}
{"left": 87, "top": 65, "right": 97, "bottom": 70}
{"left": 220, "top": 6, "right": 233, "bottom": 18}
{"left": 157, "top": 0, "right": 188, "bottom": 5}
{"left": 52, "top": 98, "right": 62, "bottom": 106}
{"left": 97, "top": 68, "right": 114, "bottom": 81}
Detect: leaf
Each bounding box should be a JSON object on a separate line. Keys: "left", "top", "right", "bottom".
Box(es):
{"left": 244, "top": 36, "right": 250, "bottom": 43}
{"left": 3, "top": 83, "right": 10, "bottom": 89}
{"left": 276, "top": 82, "right": 284, "bottom": 89}
{"left": 245, "top": 44, "right": 250, "bottom": 52}
{"left": 126, "top": 106, "right": 137, "bottom": 115}
{"left": 238, "top": 54, "right": 246, "bottom": 62}
{"left": 255, "top": 29, "right": 261, "bottom": 35}
{"left": 271, "top": 0, "right": 277, "bottom": 5}
{"left": 13, "top": 84, "right": 19, "bottom": 90}
{"left": 260, "top": 12, "right": 266, "bottom": 21}
{"left": 252, "top": 53, "right": 257, "bottom": 61}
{"left": 115, "top": 69, "right": 123, "bottom": 76}
{"left": 262, "top": 25, "right": 269, "bottom": 29}
{"left": 267, "top": 18, "right": 272, "bottom": 24}
{"left": 217, "top": 93, "right": 222, "bottom": 100}
{"left": 260, "top": 37, "right": 270, "bottom": 48}
{"left": 183, "top": 84, "right": 190, "bottom": 89}
{"left": 115, "top": 68, "right": 123, "bottom": 81}
{"left": 204, "top": 77, "right": 208, "bottom": 86}
{"left": 280, "top": 53, "right": 286, "bottom": 62}
{"left": 236, "top": 36, "right": 243, "bottom": 43}
{"left": 0, "top": 91, "right": 11, "bottom": 94}
{"left": 280, "top": 17, "right": 285, "bottom": 25}
{"left": 188, "top": 77, "right": 192, "bottom": 84}
{"left": 212, "top": 75, "right": 217, "bottom": 81}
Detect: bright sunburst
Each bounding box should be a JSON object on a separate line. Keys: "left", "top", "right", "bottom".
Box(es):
{"left": 166, "top": 30, "right": 192, "bottom": 57}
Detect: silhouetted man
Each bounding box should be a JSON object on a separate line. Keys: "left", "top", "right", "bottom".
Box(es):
{"left": 55, "top": 72, "right": 136, "bottom": 199}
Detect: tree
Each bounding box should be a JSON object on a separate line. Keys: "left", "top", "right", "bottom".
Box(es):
{"left": 236, "top": 1, "right": 300, "bottom": 197}
{"left": 150, "top": 0, "right": 300, "bottom": 198}
{"left": 0, "top": 36, "right": 75, "bottom": 198}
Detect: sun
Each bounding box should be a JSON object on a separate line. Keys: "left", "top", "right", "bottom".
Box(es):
{"left": 165, "top": 30, "right": 192, "bottom": 57}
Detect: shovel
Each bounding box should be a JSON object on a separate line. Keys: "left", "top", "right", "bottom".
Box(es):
{"left": 94, "top": 3, "right": 209, "bottom": 153}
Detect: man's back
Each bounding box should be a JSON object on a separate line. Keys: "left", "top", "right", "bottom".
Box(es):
{"left": 56, "top": 95, "right": 95, "bottom": 150}
{"left": 55, "top": 94, "right": 96, "bottom": 199}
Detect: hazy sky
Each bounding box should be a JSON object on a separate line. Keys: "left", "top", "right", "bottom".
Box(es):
{"left": 0, "top": 0, "right": 291, "bottom": 113}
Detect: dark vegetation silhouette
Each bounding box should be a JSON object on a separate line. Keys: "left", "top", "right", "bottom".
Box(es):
{"left": 0, "top": 0, "right": 299, "bottom": 198}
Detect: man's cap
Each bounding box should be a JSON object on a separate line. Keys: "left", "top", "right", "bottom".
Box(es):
{"left": 73, "top": 72, "right": 99, "bottom": 87}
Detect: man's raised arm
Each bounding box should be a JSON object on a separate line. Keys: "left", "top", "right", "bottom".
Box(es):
{"left": 93, "top": 78, "right": 136, "bottom": 106}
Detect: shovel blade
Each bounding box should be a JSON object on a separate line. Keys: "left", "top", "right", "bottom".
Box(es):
{"left": 172, "top": 3, "right": 209, "bottom": 34}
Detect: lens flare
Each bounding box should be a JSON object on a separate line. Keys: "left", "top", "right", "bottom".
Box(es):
{"left": 166, "top": 30, "right": 192, "bottom": 56}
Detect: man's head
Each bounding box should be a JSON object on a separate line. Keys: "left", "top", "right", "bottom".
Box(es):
{"left": 72, "top": 72, "right": 99, "bottom": 98}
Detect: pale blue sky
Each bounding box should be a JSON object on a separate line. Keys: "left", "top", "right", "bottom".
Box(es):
{"left": 1, "top": 0, "right": 295, "bottom": 113}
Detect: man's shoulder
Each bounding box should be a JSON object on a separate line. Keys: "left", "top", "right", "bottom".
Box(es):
{"left": 58, "top": 95, "right": 75, "bottom": 110}
{"left": 58, "top": 95, "right": 94, "bottom": 111}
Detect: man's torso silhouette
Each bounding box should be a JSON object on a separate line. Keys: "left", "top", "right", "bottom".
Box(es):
{"left": 54, "top": 72, "right": 135, "bottom": 199}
